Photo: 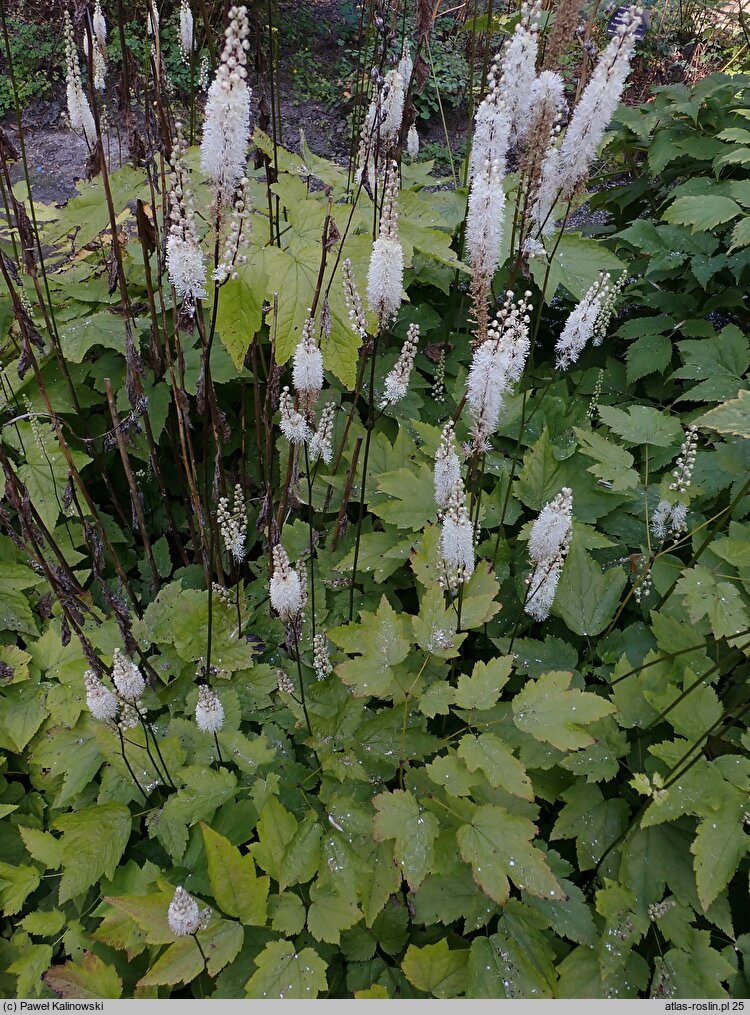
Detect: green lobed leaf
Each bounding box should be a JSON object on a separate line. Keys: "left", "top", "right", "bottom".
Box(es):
{"left": 512, "top": 670, "right": 616, "bottom": 752}
{"left": 372, "top": 788, "right": 439, "bottom": 891}
{"left": 54, "top": 803, "right": 131, "bottom": 904}
{"left": 402, "top": 939, "right": 468, "bottom": 998}
{"left": 457, "top": 804, "right": 562, "bottom": 905}
{"left": 201, "top": 824, "right": 269, "bottom": 926}
{"left": 245, "top": 940, "right": 328, "bottom": 999}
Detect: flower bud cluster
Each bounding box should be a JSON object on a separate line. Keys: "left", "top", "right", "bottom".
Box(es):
{"left": 213, "top": 178, "right": 251, "bottom": 284}
{"left": 313, "top": 633, "right": 332, "bottom": 680}
{"left": 342, "top": 259, "right": 368, "bottom": 338}
{"left": 217, "top": 483, "right": 247, "bottom": 563}
{"left": 380, "top": 323, "right": 419, "bottom": 408}
{"left": 669, "top": 425, "right": 698, "bottom": 494}
{"left": 167, "top": 124, "right": 207, "bottom": 306}
{"left": 64, "top": 13, "right": 96, "bottom": 147}
{"left": 309, "top": 402, "right": 336, "bottom": 465}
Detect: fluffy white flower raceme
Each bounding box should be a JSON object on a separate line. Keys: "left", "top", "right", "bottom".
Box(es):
{"left": 525, "top": 487, "right": 573, "bottom": 622}
{"left": 367, "top": 162, "right": 404, "bottom": 329}
{"left": 367, "top": 236, "right": 403, "bottom": 328}
{"left": 470, "top": 98, "right": 511, "bottom": 182}
{"left": 270, "top": 545, "right": 303, "bottom": 620}
{"left": 466, "top": 291, "right": 532, "bottom": 448}
{"left": 84, "top": 670, "right": 119, "bottom": 722}
{"left": 167, "top": 235, "right": 207, "bottom": 303}
{"left": 179, "top": 0, "right": 194, "bottom": 62}
{"left": 531, "top": 144, "right": 562, "bottom": 236}
{"left": 381, "top": 323, "right": 419, "bottom": 407}
{"left": 166, "top": 126, "right": 207, "bottom": 305}
{"left": 167, "top": 886, "right": 201, "bottom": 936}
{"left": 64, "top": 13, "right": 96, "bottom": 147}
{"left": 398, "top": 40, "right": 413, "bottom": 85}
{"left": 200, "top": 5, "right": 252, "bottom": 206}
{"left": 112, "top": 649, "right": 146, "bottom": 702}
{"left": 279, "top": 386, "right": 312, "bottom": 445}
{"left": 93, "top": 0, "right": 107, "bottom": 47}
{"left": 529, "top": 70, "right": 566, "bottom": 131}
{"left": 555, "top": 280, "right": 606, "bottom": 370}
{"left": 556, "top": 6, "right": 642, "bottom": 198}
{"left": 555, "top": 272, "right": 621, "bottom": 369}
{"left": 195, "top": 685, "right": 225, "bottom": 733}
{"left": 440, "top": 482, "right": 474, "bottom": 589}
{"left": 465, "top": 159, "right": 507, "bottom": 283}
{"left": 406, "top": 124, "right": 419, "bottom": 160}
{"left": 652, "top": 500, "right": 688, "bottom": 542}
{"left": 496, "top": 2, "right": 541, "bottom": 142}
{"left": 381, "top": 68, "right": 406, "bottom": 142}
{"left": 292, "top": 314, "right": 324, "bottom": 398}
{"left": 434, "top": 421, "right": 462, "bottom": 511}
{"left": 92, "top": 44, "right": 107, "bottom": 92}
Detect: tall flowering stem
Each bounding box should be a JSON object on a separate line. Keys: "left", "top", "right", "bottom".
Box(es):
{"left": 200, "top": 5, "right": 252, "bottom": 208}
{"left": 64, "top": 13, "right": 96, "bottom": 147}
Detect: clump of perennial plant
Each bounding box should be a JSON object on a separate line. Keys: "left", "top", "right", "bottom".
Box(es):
{"left": 166, "top": 125, "right": 208, "bottom": 307}
{"left": 380, "top": 323, "right": 419, "bottom": 407}
{"left": 200, "top": 5, "right": 252, "bottom": 206}
{"left": 367, "top": 161, "right": 404, "bottom": 331}
{"left": 525, "top": 487, "right": 573, "bottom": 622}
{"left": 270, "top": 545, "right": 303, "bottom": 621}
{"left": 217, "top": 483, "right": 247, "bottom": 563}
{"left": 64, "top": 13, "right": 96, "bottom": 147}
{"left": 195, "top": 685, "right": 225, "bottom": 733}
